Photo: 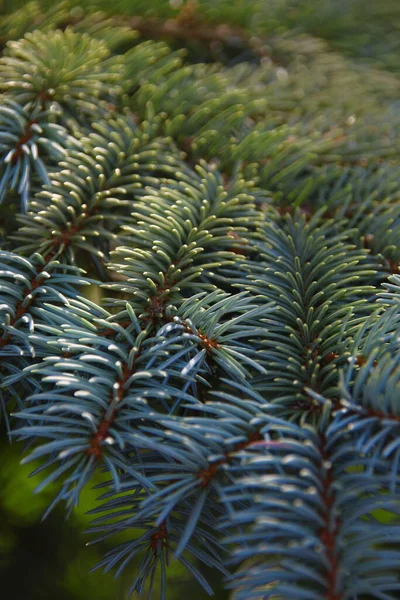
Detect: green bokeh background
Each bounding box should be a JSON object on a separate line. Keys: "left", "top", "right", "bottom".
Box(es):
{"left": 0, "top": 430, "right": 227, "bottom": 599}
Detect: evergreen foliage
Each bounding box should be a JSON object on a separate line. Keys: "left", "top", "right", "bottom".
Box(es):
{"left": 0, "top": 1, "right": 400, "bottom": 598}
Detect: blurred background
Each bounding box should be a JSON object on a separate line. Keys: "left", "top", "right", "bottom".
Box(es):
{"left": 0, "top": 429, "right": 227, "bottom": 599}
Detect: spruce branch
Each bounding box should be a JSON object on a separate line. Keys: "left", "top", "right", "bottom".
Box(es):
{"left": 0, "top": 28, "right": 123, "bottom": 121}
{"left": 1, "top": 3, "right": 400, "bottom": 599}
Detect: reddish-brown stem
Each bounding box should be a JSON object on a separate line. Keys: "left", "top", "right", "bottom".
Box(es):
{"left": 179, "top": 320, "right": 220, "bottom": 350}
{"left": 292, "top": 335, "right": 338, "bottom": 412}
{"left": 11, "top": 120, "right": 38, "bottom": 163}
{"left": 86, "top": 416, "right": 115, "bottom": 459}
{"left": 387, "top": 258, "right": 399, "bottom": 274}
{"left": 98, "top": 314, "right": 221, "bottom": 360}
{"left": 197, "top": 430, "right": 263, "bottom": 486}
{"left": 50, "top": 205, "right": 99, "bottom": 248}
{"left": 362, "top": 406, "right": 400, "bottom": 422}
{"left": 87, "top": 307, "right": 221, "bottom": 460}
{"left": 0, "top": 250, "right": 57, "bottom": 348}
{"left": 86, "top": 349, "right": 143, "bottom": 459}
{"left": 0, "top": 202, "right": 99, "bottom": 349}
{"left": 139, "top": 270, "right": 180, "bottom": 326}
{"left": 331, "top": 396, "right": 400, "bottom": 423}
{"left": 150, "top": 520, "right": 168, "bottom": 556}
